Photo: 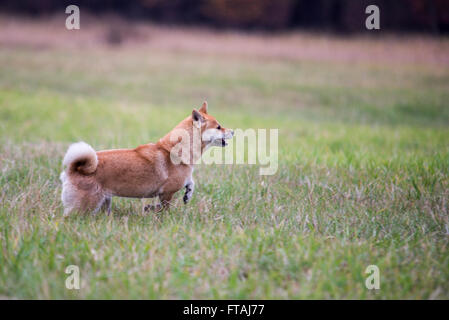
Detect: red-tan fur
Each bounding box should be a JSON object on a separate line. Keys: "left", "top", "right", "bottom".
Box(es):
{"left": 60, "top": 102, "right": 233, "bottom": 216}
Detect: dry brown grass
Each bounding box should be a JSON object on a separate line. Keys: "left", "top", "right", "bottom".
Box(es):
{"left": 1, "top": 14, "right": 448, "bottom": 66}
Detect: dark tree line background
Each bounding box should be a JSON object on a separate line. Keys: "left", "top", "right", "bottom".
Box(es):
{"left": 2, "top": 0, "right": 449, "bottom": 34}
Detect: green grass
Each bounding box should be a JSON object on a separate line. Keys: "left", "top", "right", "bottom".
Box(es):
{"left": 0, "top": 32, "right": 449, "bottom": 299}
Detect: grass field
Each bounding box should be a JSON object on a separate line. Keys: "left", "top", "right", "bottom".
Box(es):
{"left": 0, "top": 17, "right": 449, "bottom": 299}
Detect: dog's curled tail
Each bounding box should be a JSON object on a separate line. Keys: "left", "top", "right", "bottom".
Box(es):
{"left": 63, "top": 141, "right": 98, "bottom": 175}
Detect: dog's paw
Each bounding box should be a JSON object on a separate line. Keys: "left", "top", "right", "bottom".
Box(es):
{"left": 183, "top": 194, "right": 191, "bottom": 204}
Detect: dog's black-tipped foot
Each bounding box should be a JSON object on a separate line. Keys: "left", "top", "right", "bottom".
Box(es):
{"left": 183, "top": 194, "right": 189, "bottom": 204}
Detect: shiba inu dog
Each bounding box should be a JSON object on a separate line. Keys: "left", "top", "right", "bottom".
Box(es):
{"left": 60, "top": 102, "right": 233, "bottom": 216}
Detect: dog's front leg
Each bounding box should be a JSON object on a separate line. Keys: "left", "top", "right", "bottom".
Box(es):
{"left": 183, "top": 179, "right": 195, "bottom": 204}
{"left": 101, "top": 197, "right": 112, "bottom": 215}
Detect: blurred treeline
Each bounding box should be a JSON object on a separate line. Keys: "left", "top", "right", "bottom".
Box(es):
{"left": 2, "top": 0, "right": 449, "bottom": 34}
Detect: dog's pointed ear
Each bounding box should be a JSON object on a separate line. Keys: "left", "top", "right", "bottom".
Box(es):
{"left": 192, "top": 109, "right": 204, "bottom": 128}
{"left": 199, "top": 101, "right": 208, "bottom": 114}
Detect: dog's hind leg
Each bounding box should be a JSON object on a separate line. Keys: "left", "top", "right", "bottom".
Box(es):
{"left": 63, "top": 207, "right": 75, "bottom": 218}
{"left": 61, "top": 176, "right": 79, "bottom": 217}
{"left": 101, "top": 196, "right": 112, "bottom": 215}
{"left": 160, "top": 192, "right": 174, "bottom": 211}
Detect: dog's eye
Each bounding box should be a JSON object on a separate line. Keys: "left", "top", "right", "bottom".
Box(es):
{"left": 217, "top": 125, "right": 221, "bottom": 130}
